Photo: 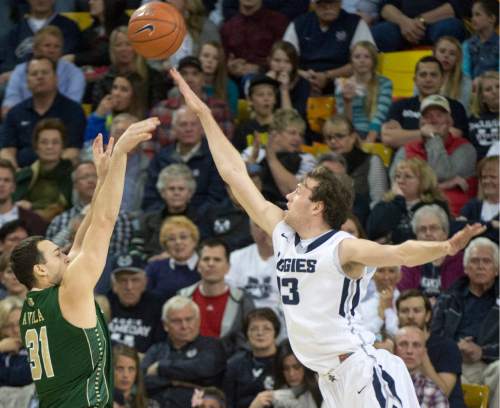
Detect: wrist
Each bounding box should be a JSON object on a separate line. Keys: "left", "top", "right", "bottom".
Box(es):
{"left": 417, "top": 15, "right": 427, "bottom": 25}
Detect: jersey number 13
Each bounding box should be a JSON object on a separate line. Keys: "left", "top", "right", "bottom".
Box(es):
{"left": 277, "top": 277, "right": 300, "bottom": 305}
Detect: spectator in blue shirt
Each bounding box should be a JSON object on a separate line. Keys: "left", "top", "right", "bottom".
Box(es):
{"left": 431, "top": 238, "right": 499, "bottom": 408}
{"left": 462, "top": 0, "right": 499, "bottom": 79}
{"left": 2, "top": 25, "right": 85, "bottom": 119}
{"left": 0, "top": 0, "right": 80, "bottom": 76}
{"left": 371, "top": 0, "right": 466, "bottom": 52}
{"left": 0, "top": 57, "right": 86, "bottom": 169}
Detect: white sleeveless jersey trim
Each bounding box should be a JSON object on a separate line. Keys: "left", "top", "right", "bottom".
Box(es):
{"left": 272, "top": 221, "right": 376, "bottom": 375}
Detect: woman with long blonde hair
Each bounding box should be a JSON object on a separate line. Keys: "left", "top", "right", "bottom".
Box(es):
{"left": 433, "top": 36, "right": 472, "bottom": 111}
{"left": 335, "top": 41, "right": 393, "bottom": 142}
{"left": 367, "top": 158, "right": 449, "bottom": 244}
{"left": 468, "top": 71, "right": 499, "bottom": 159}
{"left": 91, "top": 26, "right": 168, "bottom": 110}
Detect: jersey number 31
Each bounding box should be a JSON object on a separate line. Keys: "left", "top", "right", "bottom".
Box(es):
{"left": 25, "top": 326, "right": 55, "bottom": 380}
{"left": 277, "top": 277, "right": 300, "bottom": 305}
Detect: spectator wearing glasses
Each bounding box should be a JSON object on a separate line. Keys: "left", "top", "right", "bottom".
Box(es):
{"left": 458, "top": 155, "right": 499, "bottom": 244}
{"left": 398, "top": 205, "right": 464, "bottom": 303}
{"left": 367, "top": 158, "right": 448, "bottom": 244}
{"left": 431, "top": 238, "right": 499, "bottom": 408}
{"left": 322, "top": 114, "right": 387, "bottom": 211}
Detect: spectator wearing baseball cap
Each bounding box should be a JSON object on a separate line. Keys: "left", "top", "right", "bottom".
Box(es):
{"left": 106, "top": 254, "right": 165, "bottom": 354}
{"left": 391, "top": 95, "right": 477, "bottom": 215}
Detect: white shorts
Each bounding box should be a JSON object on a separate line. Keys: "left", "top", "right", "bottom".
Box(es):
{"left": 318, "top": 347, "right": 420, "bottom": 408}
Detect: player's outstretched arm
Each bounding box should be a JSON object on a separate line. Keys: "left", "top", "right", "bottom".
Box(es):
{"left": 67, "top": 135, "right": 114, "bottom": 261}
{"left": 340, "top": 224, "right": 486, "bottom": 276}
{"left": 60, "top": 118, "right": 159, "bottom": 327}
{"left": 170, "top": 68, "right": 283, "bottom": 235}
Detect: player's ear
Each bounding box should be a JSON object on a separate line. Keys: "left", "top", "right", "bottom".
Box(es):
{"left": 312, "top": 200, "right": 324, "bottom": 215}
{"left": 33, "top": 263, "right": 47, "bottom": 280}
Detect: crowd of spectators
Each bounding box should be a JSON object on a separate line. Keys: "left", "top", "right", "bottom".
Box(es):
{"left": 0, "top": 0, "right": 498, "bottom": 407}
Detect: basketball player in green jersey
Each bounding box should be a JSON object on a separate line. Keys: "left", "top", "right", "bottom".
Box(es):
{"left": 10, "top": 117, "right": 159, "bottom": 407}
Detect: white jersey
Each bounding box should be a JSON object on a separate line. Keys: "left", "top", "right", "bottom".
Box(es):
{"left": 272, "top": 221, "right": 376, "bottom": 375}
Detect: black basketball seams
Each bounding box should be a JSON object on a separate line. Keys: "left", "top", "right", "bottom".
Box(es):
{"left": 128, "top": 24, "right": 178, "bottom": 44}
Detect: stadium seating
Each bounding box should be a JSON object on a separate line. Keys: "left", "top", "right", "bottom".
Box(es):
{"left": 377, "top": 49, "right": 433, "bottom": 98}
{"left": 462, "top": 383, "right": 490, "bottom": 408}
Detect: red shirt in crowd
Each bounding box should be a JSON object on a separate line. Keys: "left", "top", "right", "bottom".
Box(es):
{"left": 192, "top": 287, "right": 230, "bottom": 338}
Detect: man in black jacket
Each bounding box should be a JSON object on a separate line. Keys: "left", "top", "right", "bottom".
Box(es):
{"left": 431, "top": 237, "right": 499, "bottom": 408}
{"left": 141, "top": 296, "right": 227, "bottom": 408}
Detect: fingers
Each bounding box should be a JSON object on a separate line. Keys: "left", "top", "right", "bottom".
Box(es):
{"left": 106, "top": 136, "right": 115, "bottom": 156}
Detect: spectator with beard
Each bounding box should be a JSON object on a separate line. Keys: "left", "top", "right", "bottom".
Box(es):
{"left": 397, "top": 290, "right": 465, "bottom": 408}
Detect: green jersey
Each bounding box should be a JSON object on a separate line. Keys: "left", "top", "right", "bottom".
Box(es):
{"left": 20, "top": 286, "right": 113, "bottom": 407}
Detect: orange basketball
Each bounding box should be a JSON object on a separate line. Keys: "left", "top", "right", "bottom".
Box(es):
{"left": 127, "top": 2, "right": 186, "bottom": 60}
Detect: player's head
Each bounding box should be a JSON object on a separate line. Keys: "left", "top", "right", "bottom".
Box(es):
{"left": 396, "top": 289, "right": 432, "bottom": 330}
{"left": 285, "top": 166, "right": 353, "bottom": 231}
{"left": 10, "top": 237, "right": 69, "bottom": 290}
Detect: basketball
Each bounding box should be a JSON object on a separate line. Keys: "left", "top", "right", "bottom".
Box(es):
{"left": 127, "top": 1, "right": 186, "bottom": 60}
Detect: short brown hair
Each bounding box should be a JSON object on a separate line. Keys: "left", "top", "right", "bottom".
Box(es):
{"left": 244, "top": 307, "right": 281, "bottom": 339}
{"left": 10, "top": 236, "right": 45, "bottom": 290}
{"left": 32, "top": 118, "right": 67, "bottom": 148}
{"left": 33, "top": 25, "right": 63, "bottom": 50}
{"left": 0, "top": 159, "right": 16, "bottom": 180}
{"left": 396, "top": 289, "right": 433, "bottom": 325}
{"left": 307, "top": 166, "right": 353, "bottom": 229}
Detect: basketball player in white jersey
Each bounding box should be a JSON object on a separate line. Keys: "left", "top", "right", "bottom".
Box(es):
{"left": 170, "top": 69, "right": 485, "bottom": 407}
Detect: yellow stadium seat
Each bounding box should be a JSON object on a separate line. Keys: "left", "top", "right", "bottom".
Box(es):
{"left": 81, "top": 103, "right": 92, "bottom": 117}
{"left": 361, "top": 142, "right": 393, "bottom": 167}
{"left": 377, "top": 49, "right": 433, "bottom": 98}
{"left": 462, "top": 383, "right": 490, "bottom": 408}
{"left": 301, "top": 142, "right": 330, "bottom": 156}
{"left": 306, "top": 96, "right": 336, "bottom": 133}
{"left": 61, "top": 12, "right": 93, "bottom": 31}
{"left": 237, "top": 99, "right": 252, "bottom": 124}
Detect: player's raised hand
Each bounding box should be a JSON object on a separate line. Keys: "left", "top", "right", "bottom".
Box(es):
{"left": 170, "top": 68, "right": 209, "bottom": 115}
{"left": 92, "top": 134, "right": 114, "bottom": 180}
{"left": 446, "top": 223, "right": 487, "bottom": 256}
{"left": 113, "top": 117, "right": 159, "bottom": 155}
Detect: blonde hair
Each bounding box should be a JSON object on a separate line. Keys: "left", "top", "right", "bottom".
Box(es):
{"left": 33, "top": 25, "right": 63, "bottom": 49}
{"left": 159, "top": 216, "right": 200, "bottom": 249}
{"left": 199, "top": 41, "right": 228, "bottom": 101}
{"left": 186, "top": 0, "right": 206, "bottom": 45}
{"left": 351, "top": 41, "right": 379, "bottom": 119}
{"left": 109, "top": 26, "right": 148, "bottom": 80}
{"left": 471, "top": 71, "right": 499, "bottom": 117}
{"left": 385, "top": 158, "right": 445, "bottom": 203}
{"left": 434, "top": 36, "right": 464, "bottom": 101}
{"left": 270, "top": 108, "right": 306, "bottom": 135}
{"left": 0, "top": 296, "right": 23, "bottom": 337}
{"left": 477, "top": 155, "right": 499, "bottom": 200}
